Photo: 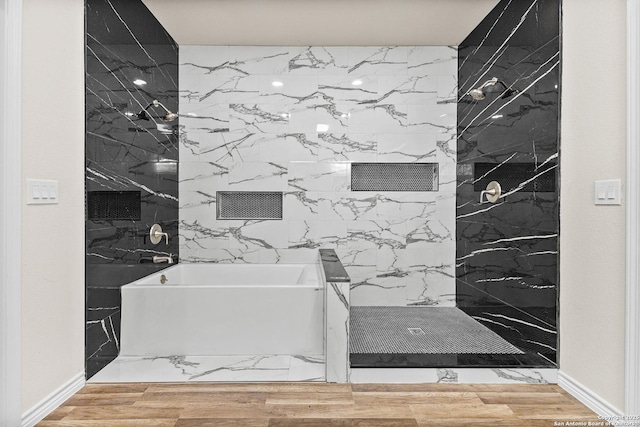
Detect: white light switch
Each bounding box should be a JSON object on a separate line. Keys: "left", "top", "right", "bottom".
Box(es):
{"left": 27, "top": 179, "right": 59, "bottom": 205}
{"left": 595, "top": 179, "right": 621, "bottom": 205}
{"left": 32, "top": 184, "right": 42, "bottom": 199}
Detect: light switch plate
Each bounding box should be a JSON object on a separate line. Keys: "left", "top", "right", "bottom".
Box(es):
{"left": 594, "top": 179, "right": 621, "bottom": 205}
{"left": 27, "top": 179, "right": 59, "bottom": 205}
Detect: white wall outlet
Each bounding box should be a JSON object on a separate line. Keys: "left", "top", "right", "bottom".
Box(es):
{"left": 27, "top": 179, "right": 59, "bottom": 205}
{"left": 594, "top": 179, "right": 622, "bottom": 205}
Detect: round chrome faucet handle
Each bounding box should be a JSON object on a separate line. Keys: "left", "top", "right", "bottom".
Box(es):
{"left": 150, "top": 223, "right": 169, "bottom": 245}
{"left": 480, "top": 181, "right": 502, "bottom": 204}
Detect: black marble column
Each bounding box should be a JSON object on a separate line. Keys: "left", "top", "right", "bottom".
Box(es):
{"left": 85, "top": 0, "right": 179, "bottom": 378}
{"left": 456, "top": 0, "right": 560, "bottom": 365}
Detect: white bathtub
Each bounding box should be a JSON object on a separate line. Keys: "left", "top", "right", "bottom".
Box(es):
{"left": 120, "top": 263, "right": 324, "bottom": 356}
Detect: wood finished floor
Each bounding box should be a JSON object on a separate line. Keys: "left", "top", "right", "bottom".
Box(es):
{"left": 38, "top": 383, "right": 603, "bottom": 427}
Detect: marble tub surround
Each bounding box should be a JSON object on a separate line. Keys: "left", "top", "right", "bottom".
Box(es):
{"left": 86, "top": 264, "right": 177, "bottom": 377}
{"left": 179, "top": 46, "right": 458, "bottom": 307}
{"left": 119, "top": 264, "right": 323, "bottom": 357}
{"left": 320, "top": 249, "right": 351, "bottom": 383}
{"left": 94, "top": 262, "right": 326, "bottom": 383}
{"left": 85, "top": 0, "right": 179, "bottom": 378}
{"left": 456, "top": 0, "right": 560, "bottom": 365}
{"left": 89, "top": 354, "right": 325, "bottom": 383}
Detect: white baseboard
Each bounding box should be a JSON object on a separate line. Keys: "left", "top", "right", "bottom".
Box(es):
{"left": 558, "top": 370, "right": 624, "bottom": 418}
{"left": 21, "top": 371, "right": 85, "bottom": 427}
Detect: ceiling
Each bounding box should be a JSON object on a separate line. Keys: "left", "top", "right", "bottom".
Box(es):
{"left": 142, "top": 0, "right": 500, "bottom": 46}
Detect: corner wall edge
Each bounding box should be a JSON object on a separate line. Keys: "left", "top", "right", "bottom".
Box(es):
{"left": 627, "top": 0, "right": 640, "bottom": 416}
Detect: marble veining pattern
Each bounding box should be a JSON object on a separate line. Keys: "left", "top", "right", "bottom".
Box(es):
{"left": 89, "top": 354, "right": 325, "bottom": 383}
{"left": 85, "top": 0, "right": 179, "bottom": 378}
{"left": 180, "top": 45, "right": 457, "bottom": 307}
{"left": 349, "top": 367, "right": 557, "bottom": 384}
{"left": 325, "top": 281, "right": 351, "bottom": 383}
{"left": 456, "top": 0, "right": 560, "bottom": 363}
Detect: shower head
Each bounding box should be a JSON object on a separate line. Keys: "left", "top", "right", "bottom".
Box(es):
{"left": 468, "top": 77, "right": 518, "bottom": 101}
{"left": 137, "top": 99, "right": 179, "bottom": 122}
{"left": 469, "top": 87, "right": 488, "bottom": 101}
{"left": 469, "top": 77, "right": 498, "bottom": 101}
{"left": 163, "top": 111, "right": 179, "bottom": 122}
{"left": 151, "top": 100, "right": 179, "bottom": 122}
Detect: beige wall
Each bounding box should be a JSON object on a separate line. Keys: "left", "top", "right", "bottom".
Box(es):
{"left": 560, "top": 0, "right": 628, "bottom": 412}
{"left": 21, "top": 0, "right": 85, "bottom": 412}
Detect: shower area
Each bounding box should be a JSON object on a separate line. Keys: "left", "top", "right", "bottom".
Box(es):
{"left": 85, "top": 0, "right": 560, "bottom": 381}
{"left": 351, "top": 0, "right": 560, "bottom": 370}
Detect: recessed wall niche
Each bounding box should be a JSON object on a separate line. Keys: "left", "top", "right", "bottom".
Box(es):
{"left": 87, "top": 191, "right": 141, "bottom": 221}
{"left": 351, "top": 163, "right": 439, "bottom": 192}
{"left": 473, "top": 162, "right": 556, "bottom": 193}
{"left": 216, "top": 191, "right": 284, "bottom": 220}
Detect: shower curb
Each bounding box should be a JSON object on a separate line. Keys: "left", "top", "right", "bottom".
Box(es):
{"left": 350, "top": 367, "right": 558, "bottom": 384}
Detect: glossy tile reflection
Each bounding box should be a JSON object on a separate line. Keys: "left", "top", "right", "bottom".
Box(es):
{"left": 456, "top": 0, "right": 560, "bottom": 367}
{"left": 179, "top": 45, "right": 458, "bottom": 308}
{"left": 85, "top": 0, "right": 180, "bottom": 378}
{"left": 83, "top": 0, "right": 561, "bottom": 382}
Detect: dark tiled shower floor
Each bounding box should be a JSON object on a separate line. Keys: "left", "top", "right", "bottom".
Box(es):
{"left": 350, "top": 306, "right": 556, "bottom": 368}
{"left": 350, "top": 351, "right": 553, "bottom": 368}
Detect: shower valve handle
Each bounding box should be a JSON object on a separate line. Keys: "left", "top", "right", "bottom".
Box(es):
{"left": 150, "top": 223, "right": 169, "bottom": 245}
{"left": 480, "top": 181, "right": 502, "bottom": 203}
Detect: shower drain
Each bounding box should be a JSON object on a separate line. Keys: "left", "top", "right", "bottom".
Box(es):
{"left": 407, "top": 328, "right": 425, "bottom": 335}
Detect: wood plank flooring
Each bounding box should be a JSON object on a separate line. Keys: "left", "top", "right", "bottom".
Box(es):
{"left": 38, "top": 383, "right": 604, "bottom": 427}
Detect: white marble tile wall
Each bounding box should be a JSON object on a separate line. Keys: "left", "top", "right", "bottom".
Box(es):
{"left": 179, "top": 46, "right": 457, "bottom": 306}
{"left": 325, "top": 281, "right": 350, "bottom": 383}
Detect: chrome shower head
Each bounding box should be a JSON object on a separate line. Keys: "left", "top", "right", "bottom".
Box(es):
{"left": 469, "top": 88, "right": 487, "bottom": 101}
{"left": 151, "top": 100, "right": 179, "bottom": 122}
{"left": 163, "top": 112, "right": 179, "bottom": 122}
{"left": 468, "top": 77, "right": 499, "bottom": 101}
{"left": 468, "top": 77, "right": 518, "bottom": 101}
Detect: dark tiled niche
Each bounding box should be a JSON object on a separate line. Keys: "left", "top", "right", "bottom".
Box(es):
{"left": 351, "top": 163, "right": 439, "bottom": 192}
{"left": 85, "top": 0, "right": 179, "bottom": 378}
{"left": 87, "top": 191, "right": 142, "bottom": 220}
{"left": 216, "top": 191, "right": 284, "bottom": 220}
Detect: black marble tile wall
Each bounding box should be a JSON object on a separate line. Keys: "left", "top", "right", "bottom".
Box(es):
{"left": 456, "top": 0, "right": 560, "bottom": 365}
{"left": 85, "top": 0, "right": 179, "bottom": 378}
